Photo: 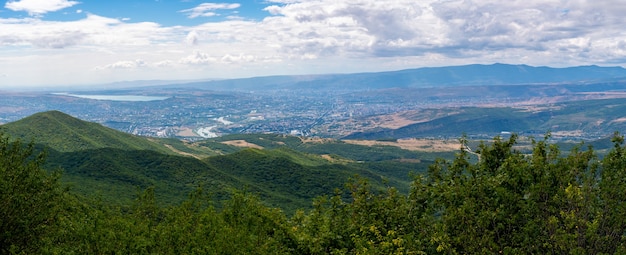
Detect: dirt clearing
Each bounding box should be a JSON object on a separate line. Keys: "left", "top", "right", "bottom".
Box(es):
{"left": 342, "top": 138, "right": 461, "bottom": 152}
{"left": 221, "top": 140, "right": 264, "bottom": 149}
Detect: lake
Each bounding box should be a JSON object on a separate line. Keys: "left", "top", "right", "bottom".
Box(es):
{"left": 53, "top": 93, "right": 169, "bottom": 102}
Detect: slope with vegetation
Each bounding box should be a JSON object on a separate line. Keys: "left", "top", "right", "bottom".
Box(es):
{"left": 0, "top": 111, "right": 172, "bottom": 154}
{"left": 3, "top": 130, "right": 626, "bottom": 254}
{"left": 0, "top": 111, "right": 438, "bottom": 210}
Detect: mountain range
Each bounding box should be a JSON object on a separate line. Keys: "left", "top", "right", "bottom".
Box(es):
{"left": 164, "top": 63, "right": 626, "bottom": 91}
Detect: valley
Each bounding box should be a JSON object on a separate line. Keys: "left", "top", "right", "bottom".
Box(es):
{"left": 3, "top": 64, "right": 626, "bottom": 254}
{"left": 2, "top": 80, "right": 626, "bottom": 142}
{"left": 2, "top": 64, "right": 626, "bottom": 209}
{"left": 0, "top": 111, "right": 450, "bottom": 211}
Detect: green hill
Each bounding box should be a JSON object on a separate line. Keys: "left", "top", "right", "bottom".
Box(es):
{"left": 5, "top": 121, "right": 626, "bottom": 254}
{"left": 46, "top": 147, "right": 238, "bottom": 205}
{"left": 1, "top": 111, "right": 444, "bottom": 212}
{"left": 0, "top": 110, "right": 171, "bottom": 153}
{"left": 203, "top": 147, "right": 422, "bottom": 211}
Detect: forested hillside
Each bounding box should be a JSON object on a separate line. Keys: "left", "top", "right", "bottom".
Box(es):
{"left": 0, "top": 111, "right": 438, "bottom": 210}
{"left": 2, "top": 131, "right": 626, "bottom": 254}
{"left": 0, "top": 111, "right": 172, "bottom": 153}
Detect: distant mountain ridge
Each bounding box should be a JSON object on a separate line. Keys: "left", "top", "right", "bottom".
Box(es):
{"left": 172, "top": 63, "right": 626, "bottom": 91}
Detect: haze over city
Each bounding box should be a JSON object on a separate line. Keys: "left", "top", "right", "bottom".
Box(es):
{"left": 1, "top": 0, "right": 626, "bottom": 87}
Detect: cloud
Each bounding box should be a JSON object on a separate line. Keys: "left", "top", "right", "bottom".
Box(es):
{"left": 0, "top": 14, "right": 176, "bottom": 49}
{"left": 32, "top": 30, "right": 86, "bottom": 48}
{"left": 96, "top": 59, "right": 146, "bottom": 70}
{"left": 178, "top": 51, "right": 271, "bottom": 65}
{"left": 4, "top": 0, "right": 625, "bottom": 65}
{"left": 154, "top": 60, "right": 174, "bottom": 67}
{"left": 180, "top": 3, "right": 241, "bottom": 18}
{"left": 5, "top": 0, "right": 79, "bottom": 16}
{"left": 257, "top": 0, "right": 626, "bottom": 65}
{"left": 3, "top": 0, "right": 626, "bottom": 87}
{"left": 179, "top": 51, "right": 217, "bottom": 65}
{"left": 185, "top": 30, "right": 199, "bottom": 45}
{"left": 0, "top": 18, "right": 87, "bottom": 48}
{"left": 221, "top": 53, "right": 256, "bottom": 63}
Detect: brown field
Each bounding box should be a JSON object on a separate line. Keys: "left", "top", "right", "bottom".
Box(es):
{"left": 176, "top": 127, "right": 199, "bottom": 137}
{"left": 221, "top": 140, "right": 264, "bottom": 149}
{"left": 551, "top": 130, "right": 584, "bottom": 138}
{"left": 320, "top": 154, "right": 355, "bottom": 164}
{"left": 342, "top": 138, "right": 461, "bottom": 152}
{"left": 320, "top": 154, "right": 333, "bottom": 160}
{"left": 163, "top": 144, "right": 202, "bottom": 159}
{"left": 368, "top": 109, "right": 456, "bottom": 129}
{"left": 370, "top": 113, "right": 423, "bottom": 129}
{"left": 318, "top": 109, "right": 457, "bottom": 137}
{"left": 299, "top": 137, "right": 336, "bottom": 143}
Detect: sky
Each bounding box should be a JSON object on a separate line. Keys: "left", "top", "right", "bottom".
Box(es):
{"left": 1, "top": 0, "right": 626, "bottom": 87}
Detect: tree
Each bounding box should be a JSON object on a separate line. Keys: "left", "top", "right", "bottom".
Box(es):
{"left": 0, "top": 134, "right": 66, "bottom": 254}
{"left": 416, "top": 133, "right": 626, "bottom": 254}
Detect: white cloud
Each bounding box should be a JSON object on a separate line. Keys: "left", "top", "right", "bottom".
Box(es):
{"left": 5, "top": 0, "right": 79, "bottom": 16}
{"left": 185, "top": 30, "right": 199, "bottom": 45}
{"left": 96, "top": 59, "right": 146, "bottom": 70}
{"left": 256, "top": 0, "right": 626, "bottom": 65}
{"left": 180, "top": 3, "right": 241, "bottom": 19}
{"left": 0, "top": 14, "right": 177, "bottom": 49}
{"left": 178, "top": 51, "right": 272, "bottom": 65}
{"left": 3, "top": 0, "right": 626, "bottom": 87}
{"left": 179, "top": 51, "right": 217, "bottom": 65}
{"left": 221, "top": 53, "right": 256, "bottom": 63}
{"left": 154, "top": 60, "right": 174, "bottom": 67}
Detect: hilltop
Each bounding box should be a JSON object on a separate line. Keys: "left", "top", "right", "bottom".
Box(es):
{"left": 0, "top": 110, "right": 171, "bottom": 153}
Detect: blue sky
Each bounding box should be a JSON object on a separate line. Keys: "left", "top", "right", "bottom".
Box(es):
{"left": 1, "top": 0, "right": 272, "bottom": 25}
{"left": 1, "top": 0, "right": 626, "bottom": 87}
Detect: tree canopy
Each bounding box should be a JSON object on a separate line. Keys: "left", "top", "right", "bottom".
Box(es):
{"left": 1, "top": 132, "right": 625, "bottom": 254}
